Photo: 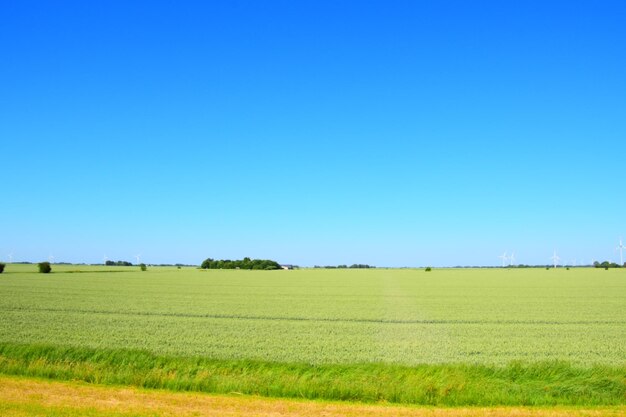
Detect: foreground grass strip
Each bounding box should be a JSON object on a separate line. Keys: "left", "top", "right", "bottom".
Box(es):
{"left": 1, "top": 375, "right": 625, "bottom": 417}
{"left": 0, "top": 343, "right": 625, "bottom": 406}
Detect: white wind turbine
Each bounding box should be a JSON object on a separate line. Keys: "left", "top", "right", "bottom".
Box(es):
{"left": 509, "top": 252, "right": 516, "bottom": 266}
{"left": 617, "top": 237, "right": 625, "bottom": 266}
{"left": 7, "top": 252, "right": 13, "bottom": 263}
{"left": 550, "top": 250, "right": 560, "bottom": 268}
{"left": 103, "top": 254, "right": 108, "bottom": 264}
{"left": 135, "top": 254, "right": 141, "bottom": 265}
{"left": 48, "top": 254, "right": 55, "bottom": 263}
{"left": 498, "top": 252, "right": 508, "bottom": 267}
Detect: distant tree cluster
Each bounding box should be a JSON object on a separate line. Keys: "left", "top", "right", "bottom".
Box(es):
{"left": 105, "top": 260, "right": 133, "bottom": 266}
{"left": 200, "top": 257, "right": 282, "bottom": 270}
{"left": 593, "top": 261, "right": 623, "bottom": 269}
{"left": 38, "top": 262, "right": 52, "bottom": 273}
{"left": 313, "top": 264, "right": 375, "bottom": 269}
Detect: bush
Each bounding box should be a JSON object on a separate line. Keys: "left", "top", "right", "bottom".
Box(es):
{"left": 38, "top": 262, "right": 52, "bottom": 273}
{"left": 0, "top": 263, "right": 5, "bottom": 273}
{"left": 425, "top": 267, "right": 432, "bottom": 272}
{"left": 139, "top": 263, "right": 147, "bottom": 271}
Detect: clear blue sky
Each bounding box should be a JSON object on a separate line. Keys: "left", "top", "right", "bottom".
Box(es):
{"left": 1, "top": 1, "right": 625, "bottom": 267}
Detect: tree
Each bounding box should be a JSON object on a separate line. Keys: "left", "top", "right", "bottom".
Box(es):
{"left": 106, "top": 260, "right": 133, "bottom": 266}
{"left": 38, "top": 262, "right": 52, "bottom": 273}
{"left": 200, "top": 257, "right": 282, "bottom": 270}
{"left": 139, "top": 263, "right": 147, "bottom": 271}
{"left": 0, "top": 263, "right": 5, "bottom": 273}
{"left": 595, "top": 261, "right": 621, "bottom": 269}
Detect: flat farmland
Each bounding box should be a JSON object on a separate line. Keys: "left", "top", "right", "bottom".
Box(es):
{"left": 1, "top": 265, "right": 625, "bottom": 407}
{"left": 0, "top": 265, "right": 624, "bottom": 365}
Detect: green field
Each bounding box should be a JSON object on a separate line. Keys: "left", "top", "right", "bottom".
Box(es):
{"left": 0, "top": 264, "right": 625, "bottom": 405}
{"left": 1, "top": 264, "right": 624, "bottom": 365}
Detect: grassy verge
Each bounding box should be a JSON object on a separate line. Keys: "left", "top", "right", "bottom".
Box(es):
{"left": 0, "top": 343, "right": 624, "bottom": 406}
{"left": 1, "top": 375, "right": 625, "bottom": 417}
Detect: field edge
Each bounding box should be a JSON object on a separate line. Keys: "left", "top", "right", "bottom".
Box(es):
{"left": 0, "top": 342, "right": 624, "bottom": 407}
{"left": 1, "top": 374, "right": 625, "bottom": 417}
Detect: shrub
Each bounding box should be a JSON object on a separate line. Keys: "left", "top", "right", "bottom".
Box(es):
{"left": 140, "top": 263, "right": 147, "bottom": 271}
{"left": 38, "top": 262, "right": 52, "bottom": 273}
{"left": 0, "top": 263, "right": 5, "bottom": 273}
{"left": 425, "top": 267, "right": 432, "bottom": 272}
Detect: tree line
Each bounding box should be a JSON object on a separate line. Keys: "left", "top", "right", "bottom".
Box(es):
{"left": 105, "top": 260, "right": 134, "bottom": 266}
{"left": 593, "top": 261, "right": 624, "bottom": 269}
{"left": 200, "top": 257, "right": 282, "bottom": 270}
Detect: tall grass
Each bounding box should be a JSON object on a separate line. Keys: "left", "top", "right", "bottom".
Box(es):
{"left": 0, "top": 343, "right": 624, "bottom": 406}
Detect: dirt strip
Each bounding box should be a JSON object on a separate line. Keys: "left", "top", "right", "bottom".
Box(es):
{"left": 0, "top": 375, "right": 624, "bottom": 417}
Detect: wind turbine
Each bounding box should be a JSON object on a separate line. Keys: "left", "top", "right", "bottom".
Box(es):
{"left": 48, "top": 254, "right": 55, "bottom": 263}
{"left": 498, "top": 252, "right": 508, "bottom": 267}
{"left": 103, "top": 254, "right": 108, "bottom": 265}
{"left": 550, "top": 250, "right": 560, "bottom": 268}
{"left": 509, "top": 252, "right": 516, "bottom": 266}
{"left": 135, "top": 254, "right": 141, "bottom": 265}
{"left": 7, "top": 252, "right": 13, "bottom": 263}
{"left": 617, "top": 237, "right": 625, "bottom": 266}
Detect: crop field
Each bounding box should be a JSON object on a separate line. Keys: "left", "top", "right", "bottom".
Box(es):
{"left": 0, "top": 264, "right": 624, "bottom": 365}
{"left": 0, "top": 264, "right": 625, "bottom": 406}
